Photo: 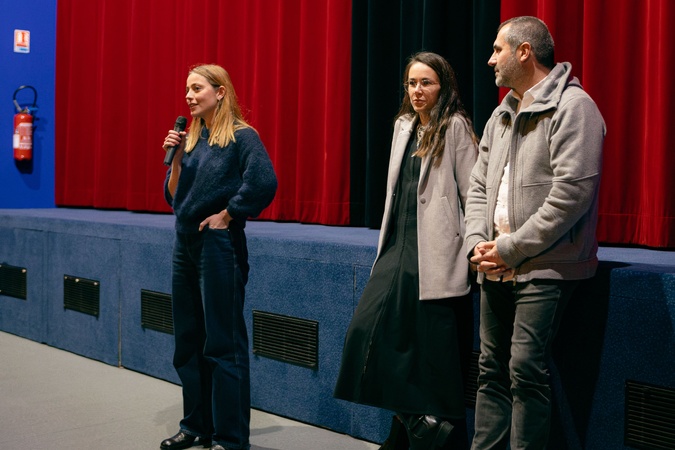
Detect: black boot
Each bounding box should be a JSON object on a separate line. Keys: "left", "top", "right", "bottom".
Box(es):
{"left": 401, "top": 415, "right": 455, "bottom": 450}
{"left": 379, "top": 415, "right": 409, "bottom": 450}
{"left": 439, "top": 419, "right": 468, "bottom": 450}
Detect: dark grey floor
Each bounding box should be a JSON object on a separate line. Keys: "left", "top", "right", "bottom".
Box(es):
{"left": 0, "top": 331, "right": 378, "bottom": 450}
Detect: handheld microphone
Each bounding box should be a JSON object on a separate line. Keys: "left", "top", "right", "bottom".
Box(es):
{"left": 163, "top": 116, "right": 188, "bottom": 165}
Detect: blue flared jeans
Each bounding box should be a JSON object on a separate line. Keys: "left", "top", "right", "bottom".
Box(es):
{"left": 471, "top": 278, "right": 579, "bottom": 450}
{"left": 171, "top": 225, "right": 251, "bottom": 450}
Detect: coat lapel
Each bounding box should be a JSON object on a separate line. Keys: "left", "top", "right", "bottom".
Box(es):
{"left": 388, "top": 119, "right": 414, "bottom": 194}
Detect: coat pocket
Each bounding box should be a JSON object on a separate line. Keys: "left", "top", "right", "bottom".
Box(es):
{"left": 440, "top": 195, "right": 461, "bottom": 238}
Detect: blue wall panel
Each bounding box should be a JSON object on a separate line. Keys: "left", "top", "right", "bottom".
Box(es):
{"left": 119, "top": 238, "right": 179, "bottom": 384}
{"left": 0, "top": 227, "right": 46, "bottom": 341}
{"left": 43, "top": 232, "right": 120, "bottom": 365}
{"left": 0, "top": 0, "right": 56, "bottom": 208}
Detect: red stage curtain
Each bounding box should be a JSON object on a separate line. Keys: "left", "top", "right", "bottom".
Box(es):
{"left": 500, "top": 0, "right": 675, "bottom": 247}
{"left": 55, "top": 0, "right": 352, "bottom": 225}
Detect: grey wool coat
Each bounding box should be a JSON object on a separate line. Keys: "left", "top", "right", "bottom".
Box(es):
{"left": 376, "top": 114, "right": 478, "bottom": 300}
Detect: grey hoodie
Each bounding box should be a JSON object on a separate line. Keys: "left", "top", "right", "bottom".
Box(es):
{"left": 465, "top": 62, "right": 606, "bottom": 282}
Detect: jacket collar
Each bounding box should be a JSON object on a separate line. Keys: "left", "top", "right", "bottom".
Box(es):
{"left": 495, "top": 62, "right": 580, "bottom": 117}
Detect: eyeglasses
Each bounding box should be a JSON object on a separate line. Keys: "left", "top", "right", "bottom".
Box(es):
{"left": 405, "top": 78, "right": 439, "bottom": 90}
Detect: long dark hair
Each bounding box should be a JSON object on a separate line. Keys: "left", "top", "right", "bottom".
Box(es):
{"left": 395, "top": 52, "right": 477, "bottom": 163}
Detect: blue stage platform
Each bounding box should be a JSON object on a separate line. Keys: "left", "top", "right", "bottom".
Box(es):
{"left": 0, "top": 208, "right": 673, "bottom": 448}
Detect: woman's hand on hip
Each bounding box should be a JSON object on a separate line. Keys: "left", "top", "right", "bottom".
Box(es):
{"left": 199, "top": 209, "right": 233, "bottom": 231}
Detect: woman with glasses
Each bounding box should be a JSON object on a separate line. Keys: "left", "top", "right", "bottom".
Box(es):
{"left": 334, "top": 52, "right": 477, "bottom": 450}
{"left": 160, "top": 64, "right": 277, "bottom": 450}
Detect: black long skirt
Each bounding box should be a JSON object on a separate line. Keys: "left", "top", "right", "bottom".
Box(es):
{"left": 334, "top": 137, "right": 472, "bottom": 420}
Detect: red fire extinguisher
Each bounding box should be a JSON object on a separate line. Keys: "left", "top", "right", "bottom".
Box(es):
{"left": 13, "top": 85, "right": 38, "bottom": 161}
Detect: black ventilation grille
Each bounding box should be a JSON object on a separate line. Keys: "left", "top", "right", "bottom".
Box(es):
{"left": 464, "top": 350, "right": 480, "bottom": 408}
{"left": 0, "top": 263, "right": 27, "bottom": 300}
{"left": 63, "top": 275, "right": 100, "bottom": 317}
{"left": 252, "top": 310, "right": 318, "bottom": 369}
{"left": 140, "top": 289, "right": 174, "bottom": 334}
{"left": 625, "top": 379, "right": 675, "bottom": 449}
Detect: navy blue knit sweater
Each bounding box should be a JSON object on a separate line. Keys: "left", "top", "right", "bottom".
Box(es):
{"left": 165, "top": 126, "right": 277, "bottom": 233}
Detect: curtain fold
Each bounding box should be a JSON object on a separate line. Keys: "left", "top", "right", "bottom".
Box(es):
{"left": 55, "top": 0, "right": 352, "bottom": 224}
{"left": 500, "top": 0, "right": 675, "bottom": 247}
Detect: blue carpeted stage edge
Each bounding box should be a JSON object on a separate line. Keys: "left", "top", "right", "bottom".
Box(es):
{"left": 0, "top": 208, "right": 673, "bottom": 448}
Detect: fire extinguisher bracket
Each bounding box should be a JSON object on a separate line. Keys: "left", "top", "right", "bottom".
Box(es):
{"left": 13, "top": 85, "right": 38, "bottom": 113}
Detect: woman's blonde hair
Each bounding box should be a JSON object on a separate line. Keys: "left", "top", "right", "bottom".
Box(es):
{"left": 184, "top": 64, "right": 252, "bottom": 152}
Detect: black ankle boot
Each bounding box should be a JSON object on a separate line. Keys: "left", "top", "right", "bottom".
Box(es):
{"left": 439, "top": 418, "right": 468, "bottom": 450}
{"left": 379, "top": 415, "right": 409, "bottom": 450}
{"left": 401, "top": 415, "right": 455, "bottom": 450}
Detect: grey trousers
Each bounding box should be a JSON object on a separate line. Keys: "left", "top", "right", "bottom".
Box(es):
{"left": 471, "top": 278, "right": 580, "bottom": 450}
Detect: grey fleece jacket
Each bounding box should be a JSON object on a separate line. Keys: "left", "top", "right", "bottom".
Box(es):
{"left": 464, "top": 62, "right": 606, "bottom": 281}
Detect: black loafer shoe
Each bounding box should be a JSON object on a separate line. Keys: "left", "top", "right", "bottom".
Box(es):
{"left": 160, "top": 431, "right": 212, "bottom": 449}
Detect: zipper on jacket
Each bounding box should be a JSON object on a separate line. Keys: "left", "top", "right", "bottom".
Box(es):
{"left": 509, "top": 111, "right": 520, "bottom": 289}
{"left": 500, "top": 114, "right": 510, "bottom": 138}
